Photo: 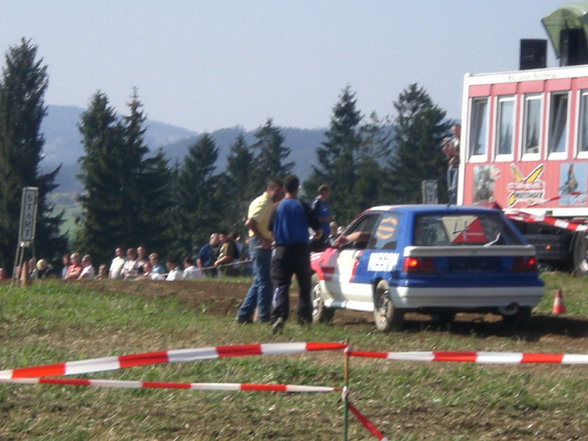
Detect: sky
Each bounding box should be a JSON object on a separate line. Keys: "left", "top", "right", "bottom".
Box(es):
{"left": 0, "top": 1, "right": 569, "bottom": 133}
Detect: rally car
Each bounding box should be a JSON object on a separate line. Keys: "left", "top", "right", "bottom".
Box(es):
{"left": 310, "top": 205, "right": 545, "bottom": 331}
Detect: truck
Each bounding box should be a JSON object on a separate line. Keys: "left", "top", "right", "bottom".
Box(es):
{"left": 457, "top": 2, "right": 588, "bottom": 275}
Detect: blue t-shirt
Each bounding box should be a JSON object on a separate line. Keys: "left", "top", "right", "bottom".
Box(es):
{"left": 197, "top": 244, "right": 215, "bottom": 267}
{"left": 272, "top": 199, "right": 310, "bottom": 246}
{"left": 311, "top": 196, "right": 330, "bottom": 237}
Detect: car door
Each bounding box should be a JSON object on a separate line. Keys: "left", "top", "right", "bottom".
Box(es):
{"left": 324, "top": 213, "right": 381, "bottom": 306}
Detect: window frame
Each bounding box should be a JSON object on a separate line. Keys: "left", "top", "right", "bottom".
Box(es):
{"left": 547, "top": 91, "right": 569, "bottom": 159}
{"left": 494, "top": 95, "right": 516, "bottom": 161}
{"left": 520, "top": 93, "right": 542, "bottom": 161}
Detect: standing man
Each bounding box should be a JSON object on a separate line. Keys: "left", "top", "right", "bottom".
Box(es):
{"left": 236, "top": 178, "right": 284, "bottom": 323}
{"left": 270, "top": 175, "right": 321, "bottom": 334}
{"left": 442, "top": 123, "right": 460, "bottom": 205}
{"left": 310, "top": 184, "right": 333, "bottom": 251}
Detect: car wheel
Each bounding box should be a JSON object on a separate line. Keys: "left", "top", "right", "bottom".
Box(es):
{"left": 501, "top": 306, "right": 531, "bottom": 328}
{"left": 311, "top": 274, "right": 334, "bottom": 324}
{"left": 373, "top": 279, "right": 403, "bottom": 331}
{"left": 572, "top": 232, "right": 588, "bottom": 276}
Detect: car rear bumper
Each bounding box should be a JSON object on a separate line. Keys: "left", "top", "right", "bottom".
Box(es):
{"left": 391, "top": 285, "right": 545, "bottom": 309}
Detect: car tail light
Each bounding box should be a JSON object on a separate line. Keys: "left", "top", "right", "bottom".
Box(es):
{"left": 402, "top": 256, "right": 436, "bottom": 273}
{"left": 512, "top": 256, "right": 538, "bottom": 272}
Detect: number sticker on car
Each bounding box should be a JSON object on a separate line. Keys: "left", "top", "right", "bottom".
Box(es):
{"left": 367, "top": 252, "right": 399, "bottom": 272}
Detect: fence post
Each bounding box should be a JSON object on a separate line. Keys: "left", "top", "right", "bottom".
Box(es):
{"left": 343, "top": 338, "right": 350, "bottom": 441}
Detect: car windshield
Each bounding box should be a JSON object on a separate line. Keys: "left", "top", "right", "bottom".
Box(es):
{"left": 413, "top": 212, "right": 523, "bottom": 246}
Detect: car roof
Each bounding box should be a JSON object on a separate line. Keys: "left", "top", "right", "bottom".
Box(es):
{"left": 364, "top": 204, "right": 502, "bottom": 215}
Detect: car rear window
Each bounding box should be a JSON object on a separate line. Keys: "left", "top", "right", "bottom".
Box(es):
{"left": 413, "top": 212, "right": 523, "bottom": 246}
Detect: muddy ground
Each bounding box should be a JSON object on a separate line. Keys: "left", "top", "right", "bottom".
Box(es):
{"left": 90, "top": 279, "right": 588, "bottom": 346}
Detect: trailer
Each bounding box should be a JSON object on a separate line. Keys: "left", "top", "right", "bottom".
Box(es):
{"left": 458, "top": 62, "right": 588, "bottom": 273}
{"left": 457, "top": 2, "right": 588, "bottom": 275}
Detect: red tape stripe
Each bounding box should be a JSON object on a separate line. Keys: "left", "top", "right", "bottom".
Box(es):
{"left": 12, "top": 363, "right": 66, "bottom": 379}
{"left": 216, "top": 344, "right": 263, "bottom": 357}
{"left": 433, "top": 352, "right": 478, "bottom": 362}
{"left": 119, "top": 352, "right": 169, "bottom": 368}
{"left": 348, "top": 401, "right": 387, "bottom": 440}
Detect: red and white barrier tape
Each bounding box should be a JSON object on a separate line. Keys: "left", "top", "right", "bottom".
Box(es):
{"left": 0, "top": 377, "right": 338, "bottom": 393}
{"left": 349, "top": 350, "right": 588, "bottom": 364}
{"left": 0, "top": 342, "right": 346, "bottom": 379}
{"left": 504, "top": 210, "right": 588, "bottom": 233}
{"left": 347, "top": 401, "right": 388, "bottom": 440}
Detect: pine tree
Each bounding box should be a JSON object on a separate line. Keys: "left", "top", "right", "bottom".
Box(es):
{"left": 176, "top": 133, "right": 222, "bottom": 253}
{"left": 224, "top": 133, "right": 255, "bottom": 233}
{"left": 76, "top": 92, "right": 126, "bottom": 264}
{"left": 139, "top": 149, "right": 175, "bottom": 257}
{"left": 250, "top": 119, "right": 293, "bottom": 192}
{"left": 0, "top": 38, "right": 66, "bottom": 271}
{"left": 355, "top": 111, "right": 393, "bottom": 209}
{"left": 77, "top": 90, "right": 174, "bottom": 265}
{"left": 304, "top": 86, "right": 363, "bottom": 224}
{"left": 387, "top": 83, "right": 450, "bottom": 204}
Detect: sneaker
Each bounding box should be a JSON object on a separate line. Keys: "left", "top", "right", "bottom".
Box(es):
{"left": 272, "top": 317, "right": 284, "bottom": 334}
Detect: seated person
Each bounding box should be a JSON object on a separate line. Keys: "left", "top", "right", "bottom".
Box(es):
{"left": 333, "top": 231, "right": 370, "bottom": 248}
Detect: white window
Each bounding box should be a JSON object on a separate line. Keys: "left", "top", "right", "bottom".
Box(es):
{"left": 577, "top": 90, "right": 588, "bottom": 157}
{"left": 469, "top": 98, "right": 488, "bottom": 159}
{"left": 495, "top": 96, "right": 515, "bottom": 159}
{"left": 548, "top": 92, "right": 569, "bottom": 157}
{"left": 521, "top": 94, "right": 542, "bottom": 159}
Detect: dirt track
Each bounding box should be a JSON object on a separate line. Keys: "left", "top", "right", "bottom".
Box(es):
{"left": 88, "top": 279, "right": 588, "bottom": 349}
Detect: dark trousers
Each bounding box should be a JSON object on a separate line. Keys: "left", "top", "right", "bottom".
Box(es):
{"left": 270, "top": 243, "right": 312, "bottom": 324}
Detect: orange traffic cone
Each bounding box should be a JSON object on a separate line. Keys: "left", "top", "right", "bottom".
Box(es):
{"left": 552, "top": 289, "right": 566, "bottom": 314}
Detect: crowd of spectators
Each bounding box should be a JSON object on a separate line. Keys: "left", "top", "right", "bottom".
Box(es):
{"left": 48, "top": 232, "right": 251, "bottom": 283}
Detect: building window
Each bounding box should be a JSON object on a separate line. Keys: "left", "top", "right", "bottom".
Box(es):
{"left": 469, "top": 98, "right": 488, "bottom": 157}
{"left": 495, "top": 96, "right": 515, "bottom": 157}
{"left": 522, "top": 95, "right": 541, "bottom": 156}
{"left": 548, "top": 92, "right": 568, "bottom": 156}
{"left": 578, "top": 90, "right": 588, "bottom": 154}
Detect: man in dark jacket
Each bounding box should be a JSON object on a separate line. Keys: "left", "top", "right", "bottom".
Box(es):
{"left": 269, "top": 175, "right": 321, "bottom": 334}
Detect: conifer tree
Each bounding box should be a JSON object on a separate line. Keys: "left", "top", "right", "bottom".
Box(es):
{"left": 387, "top": 83, "right": 450, "bottom": 203}
{"left": 76, "top": 92, "right": 126, "bottom": 264}
{"left": 176, "top": 133, "right": 222, "bottom": 253}
{"left": 0, "top": 38, "right": 66, "bottom": 271}
{"left": 250, "top": 119, "right": 293, "bottom": 192}
{"left": 355, "top": 111, "right": 393, "bottom": 209}
{"left": 304, "top": 86, "right": 363, "bottom": 224}
{"left": 224, "top": 133, "right": 255, "bottom": 232}
{"left": 77, "top": 90, "right": 174, "bottom": 265}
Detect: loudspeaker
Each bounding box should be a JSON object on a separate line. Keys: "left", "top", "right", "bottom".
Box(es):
{"left": 560, "top": 28, "right": 588, "bottom": 66}
{"left": 520, "top": 39, "right": 547, "bottom": 70}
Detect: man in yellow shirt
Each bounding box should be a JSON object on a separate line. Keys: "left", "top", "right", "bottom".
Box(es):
{"left": 236, "top": 178, "right": 284, "bottom": 323}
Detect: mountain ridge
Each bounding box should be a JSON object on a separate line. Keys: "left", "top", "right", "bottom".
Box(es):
{"left": 41, "top": 105, "right": 326, "bottom": 192}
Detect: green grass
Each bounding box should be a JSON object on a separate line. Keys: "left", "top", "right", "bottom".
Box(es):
{"left": 0, "top": 275, "right": 587, "bottom": 440}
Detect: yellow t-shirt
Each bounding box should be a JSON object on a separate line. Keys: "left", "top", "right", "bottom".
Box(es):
{"left": 247, "top": 191, "right": 273, "bottom": 240}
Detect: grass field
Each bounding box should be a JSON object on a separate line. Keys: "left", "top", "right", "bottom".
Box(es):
{"left": 0, "top": 273, "right": 587, "bottom": 440}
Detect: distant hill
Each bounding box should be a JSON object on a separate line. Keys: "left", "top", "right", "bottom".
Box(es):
{"left": 41, "top": 105, "right": 326, "bottom": 193}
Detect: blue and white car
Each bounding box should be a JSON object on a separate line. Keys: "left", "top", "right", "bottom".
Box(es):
{"left": 310, "top": 205, "right": 544, "bottom": 331}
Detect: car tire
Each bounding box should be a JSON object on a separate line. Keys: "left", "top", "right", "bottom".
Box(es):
{"left": 501, "top": 306, "right": 531, "bottom": 328}
{"left": 373, "top": 279, "right": 403, "bottom": 332}
{"left": 572, "top": 232, "right": 588, "bottom": 276}
{"left": 311, "top": 274, "right": 334, "bottom": 324}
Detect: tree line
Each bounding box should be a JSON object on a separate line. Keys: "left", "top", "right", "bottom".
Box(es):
{"left": 0, "top": 38, "right": 452, "bottom": 272}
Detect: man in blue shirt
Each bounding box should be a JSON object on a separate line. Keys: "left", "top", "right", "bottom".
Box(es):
{"left": 197, "top": 233, "right": 220, "bottom": 277}
{"left": 310, "top": 184, "right": 333, "bottom": 251}
{"left": 269, "top": 175, "right": 322, "bottom": 334}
